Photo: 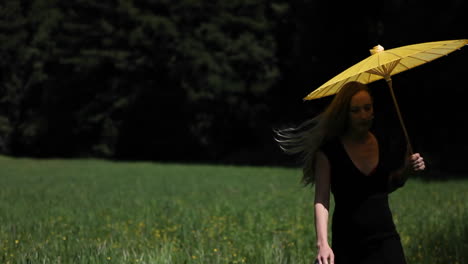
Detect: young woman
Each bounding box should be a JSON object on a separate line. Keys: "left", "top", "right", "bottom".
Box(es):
{"left": 274, "top": 81, "right": 425, "bottom": 264}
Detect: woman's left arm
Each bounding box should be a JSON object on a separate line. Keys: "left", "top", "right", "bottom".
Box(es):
{"left": 388, "top": 152, "right": 426, "bottom": 192}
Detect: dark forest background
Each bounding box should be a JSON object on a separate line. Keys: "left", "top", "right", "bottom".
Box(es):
{"left": 1, "top": 0, "right": 467, "bottom": 176}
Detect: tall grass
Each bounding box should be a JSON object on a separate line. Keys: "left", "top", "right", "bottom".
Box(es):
{"left": 0, "top": 155, "right": 466, "bottom": 263}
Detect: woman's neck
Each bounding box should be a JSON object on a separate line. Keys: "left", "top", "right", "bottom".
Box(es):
{"left": 342, "top": 130, "right": 371, "bottom": 144}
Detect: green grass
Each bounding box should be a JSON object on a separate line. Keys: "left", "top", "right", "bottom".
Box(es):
{"left": 0, "top": 155, "right": 466, "bottom": 264}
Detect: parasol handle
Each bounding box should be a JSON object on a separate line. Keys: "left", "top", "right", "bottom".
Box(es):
{"left": 384, "top": 77, "right": 414, "bottom": 155}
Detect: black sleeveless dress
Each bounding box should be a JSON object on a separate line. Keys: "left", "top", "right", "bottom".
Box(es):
{"left": 320, "top": 135, "right": 407, "bottom": 264}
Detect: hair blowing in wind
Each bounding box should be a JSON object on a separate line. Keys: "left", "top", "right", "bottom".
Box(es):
{"left": 273, "top": 81, "right": 371, "bottom": 186}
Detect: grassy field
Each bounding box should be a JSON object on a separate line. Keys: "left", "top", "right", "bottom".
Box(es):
{"left": 0, "top": 155, "right": 467, "bottom": 264}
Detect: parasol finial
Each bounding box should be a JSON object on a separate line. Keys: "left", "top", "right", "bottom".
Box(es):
{"left": 370, "top": 44, "right": 384, "bottom": 55}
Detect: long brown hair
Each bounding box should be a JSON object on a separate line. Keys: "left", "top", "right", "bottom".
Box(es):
{"left": 274, "top": 81, "right": 372, "bottom": 186}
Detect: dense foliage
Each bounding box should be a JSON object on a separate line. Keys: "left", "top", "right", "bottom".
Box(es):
{"left": 0, "top": 0, "right": 281, "bottom": 160}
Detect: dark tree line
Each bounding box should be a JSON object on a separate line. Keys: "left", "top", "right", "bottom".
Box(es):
{"left": 1, "top": 0, "right": 467, "bottom": 175}
{"left": 1, "top": 0, "right": 281, "bottom": 161}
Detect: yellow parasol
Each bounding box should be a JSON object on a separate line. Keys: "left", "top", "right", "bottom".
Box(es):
{"left": 304, "top": 39, "right": 468, "bottom": 154}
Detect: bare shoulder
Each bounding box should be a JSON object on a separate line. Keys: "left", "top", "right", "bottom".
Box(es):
{"left": 314, "top": 151, "right": 330, "bottom": 176}
{"left": 314, "top": 151, "right": 331, "bottom": 199}
{"left": 315, "top": 151, "right": 329, "bottom": 164}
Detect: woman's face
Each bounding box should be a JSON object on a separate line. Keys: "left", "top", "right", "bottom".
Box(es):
{"left": 348, "top": 90, "right": 373, "bottom": 133}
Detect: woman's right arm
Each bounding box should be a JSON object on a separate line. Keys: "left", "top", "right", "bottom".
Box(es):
{"left": 314, "top": 151, "right": 334, "bottom": 264}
